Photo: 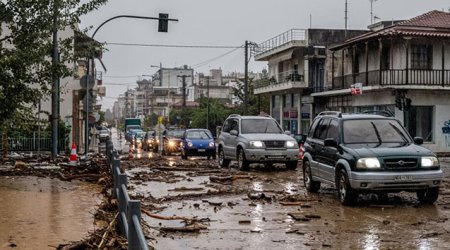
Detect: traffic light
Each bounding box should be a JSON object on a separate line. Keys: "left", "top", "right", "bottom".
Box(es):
{"left": 395, "top": 94, "right": 403, "bottom": 110}
{"left": 158, "top": 13, "right": 168, "bottom": 32}
{"left": 404, "top": 98, "right": 412, "bottom": 111}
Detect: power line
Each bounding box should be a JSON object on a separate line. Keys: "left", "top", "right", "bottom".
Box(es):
{"left": 191, "top": 45, "right": 244, "bottom": 69}
{"left": 106, "top": 42, "right": 242, "bottom": 49}
{"left": 103, "top": 75, "right": 143, "bottom": 78}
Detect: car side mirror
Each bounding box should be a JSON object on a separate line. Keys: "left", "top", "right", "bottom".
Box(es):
{"left": 414, "top": 137, "right": 424, "bottom": 145}
{"left": 324, "top": 138, "right": 338, "bottom": 148}
{"left": 230, "top": 130, "right": 238, "bottom": 136}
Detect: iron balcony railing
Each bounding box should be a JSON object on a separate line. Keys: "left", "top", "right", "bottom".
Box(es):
{"left": 254, "top": 70, "right": 305, "bottom": 89}
{"left": 332, "top": 69, "right": 450, "bottom": 89}
{"left": 255, "top": 29, "right": 306, "bottom": 55}
{"left": 0, "top": 137, "right": 68, "bottom": 152}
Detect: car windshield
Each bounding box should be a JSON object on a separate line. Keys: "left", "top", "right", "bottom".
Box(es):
{"left": 100, "top": 130, "right": 108, "bottom": 135}
{"left": 343, "top": 119, "right": 412, "bottom": 146}
{"left": 167, "top": 130, "right": 185, "bottom": 138}
{"left": 135, "top": 132, "right": 146, "bottom": 138}
{"left": 186, "top": 130, "right": 212, "bottom": 139}
{"left": 241, "top": 119, "right": 283, "bottom": 134}
{"left": 147, "top": 131, "right": 155, "bottom": 137}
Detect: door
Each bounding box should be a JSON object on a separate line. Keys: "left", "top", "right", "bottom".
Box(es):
{"left": 320, "top": 119, "right": 340, "bottom": 182}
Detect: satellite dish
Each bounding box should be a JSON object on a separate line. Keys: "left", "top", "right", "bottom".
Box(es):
{"left": 80, "top": 75, "right": 95, "bottom": 89}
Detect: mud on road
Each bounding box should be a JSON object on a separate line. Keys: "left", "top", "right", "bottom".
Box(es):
{"left": 123, "top": 154, "right": 450, "bottom": 250}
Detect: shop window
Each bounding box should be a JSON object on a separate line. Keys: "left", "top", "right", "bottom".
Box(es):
{"left": 405, "top": 106, "right": 433, "bottom": 142}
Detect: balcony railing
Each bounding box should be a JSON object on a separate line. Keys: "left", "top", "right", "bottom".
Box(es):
{"left": 332, "top": 69, "right": 450, "bottom": 89}
{"left": 255, "top": 29, "right": 306, "bottom": 55}
{"left": 254, "top": 70, "right": 305, "bottom": 89}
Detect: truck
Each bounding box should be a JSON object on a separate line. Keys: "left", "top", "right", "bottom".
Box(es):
{"left": 124, "top": 118, "right": 142, "bottom": 142}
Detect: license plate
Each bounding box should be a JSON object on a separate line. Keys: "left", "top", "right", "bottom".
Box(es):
{"left": 394, "top": 175, "right": 413, "bottom": 181}
{"left": 198, "top": 149, "right": 205, "bottom": 152}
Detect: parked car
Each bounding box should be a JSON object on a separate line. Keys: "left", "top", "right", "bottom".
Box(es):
{"left": 98, "top": 129, "right": 110, "bottom": 142}
{"left": 217, "top": 114, "right": 299, "bottom": 171}
{"left": 162, "top": 129, "right": 185, "bottom": 155}
{"left": 181, "top": 129, "right": 216, "bottom": 160}
{"left": 142, "top": 130, "right": 158, "bottom": 152}
{"left": 302, "top": 111, "right": 443, "bottom": 206}
{"left": 133, "top": 131, "right": 146, "bottom": 149}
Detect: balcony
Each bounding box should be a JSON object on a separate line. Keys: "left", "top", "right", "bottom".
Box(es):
{"left": 255, "top": 29, "right": 307, "bottom": 61}
{"left": 332, "top": 69, "right": 450, "bottom": 90}
{"left": 254, "top": 70, "right": 307, "bottom": 95}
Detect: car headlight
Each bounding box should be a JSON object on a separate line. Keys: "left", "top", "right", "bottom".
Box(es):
{"left": 249, "top": 141, "right": 264, "bottom": 148}
{"left": 286, "top": 141, "right": 296, "bottom": 148}
{"left": 188, "top": 142, "right": 193, "bottom": 148}
{"left": 209, "top": 142, "right": 215, "bottom": 147}
{"left": 356, "top": 158, "right": 381, "bottom": 169}
{"left": 421, "top": 156, "right": 439, "bottom": 168}
{"left": 147, "top": 140, "right": 151, "bottom": 143}
{"left": 168, "top": 140, "right": 175, "bottom": 147}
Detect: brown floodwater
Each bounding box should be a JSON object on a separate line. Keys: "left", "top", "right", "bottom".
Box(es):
{"left": 0, "top": 176, "right": 100, "bottom": 250}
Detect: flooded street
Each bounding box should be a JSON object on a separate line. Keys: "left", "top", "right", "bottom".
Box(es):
{"left": 0, "top": 176, "right": 100, "bottom": 249}
{"left": 121, "top": 139, "right": 450, "bottom": 250}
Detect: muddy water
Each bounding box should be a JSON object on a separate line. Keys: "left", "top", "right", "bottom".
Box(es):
{"left": 0, "top": 176, "right": 100, "bottom": 249}
{"left": 130, "top": 162, "right": 450, "bottom": 250}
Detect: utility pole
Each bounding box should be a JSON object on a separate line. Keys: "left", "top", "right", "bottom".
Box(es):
{"left": 206, "top": 76, "right": 210, "bottom": 130}
{"left": 177, "top": 73, "right": 190, "bottom": 127}
{"left": 244, "top": 40, "right": 249, "bottom": 115}
{"left": 345, "top": 0, "right": 348, "bottom": 38}
{"left": 51, "top": 0, "right": 60, "bottom": 157}
{"left": 244, "top": 41, "right": 258, "bottom": 115}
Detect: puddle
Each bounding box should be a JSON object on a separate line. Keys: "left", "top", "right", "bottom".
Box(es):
{"left": 0, "top": 176, "right": 100, "bottom": 249}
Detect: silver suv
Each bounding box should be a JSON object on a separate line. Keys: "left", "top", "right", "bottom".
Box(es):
{"left": 217, "top": 115, "right": 299, "bottom": 171}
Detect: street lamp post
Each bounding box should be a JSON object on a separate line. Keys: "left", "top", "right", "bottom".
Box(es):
{"left": 84, "top": 15, "right": 177, "bottom": 158}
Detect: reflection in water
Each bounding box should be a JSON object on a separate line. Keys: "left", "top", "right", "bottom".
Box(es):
{"left": 284, "top": 182, "right": 296, "bottom": 194}
{"left": 0, "top": 176, "right": 99, "bottom": 250}
{"left": 419, "top": 239, "right": 431, "bottom": 250}
{"left": 363, "top": 228, "right": 379, "bottom": 250}
{"left": 252, "top": 182, "right": 263, "bottom": 192}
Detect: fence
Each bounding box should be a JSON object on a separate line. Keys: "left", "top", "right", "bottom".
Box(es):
{"left": 105, "top": 140, "right": 149, "bottom": 250}
{"left": 0, "top": 137, "right": 68, "bottom": 152}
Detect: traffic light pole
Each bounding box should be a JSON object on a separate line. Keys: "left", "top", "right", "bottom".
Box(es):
{"left": 84, "top": 14, "right": 178, "bottom": 158}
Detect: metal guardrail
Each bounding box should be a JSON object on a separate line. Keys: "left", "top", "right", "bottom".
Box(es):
{"left": 106, "top": 140, "right": 149, "bottom": 250}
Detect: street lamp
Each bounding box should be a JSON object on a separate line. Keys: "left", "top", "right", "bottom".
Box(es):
{"left": 84, "top": 15, "right": 177, "bottom": 158}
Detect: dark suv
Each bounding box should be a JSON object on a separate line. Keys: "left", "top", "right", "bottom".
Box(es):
{"left": 302, "top": 111, "right": 442, "bottom": 206}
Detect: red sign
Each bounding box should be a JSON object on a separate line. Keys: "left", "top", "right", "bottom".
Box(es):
{"left": 351, "top": 83, "right": 363, "bottom": 95}
{"left": 289, "top": 110, "right": 298, "bottom": 118}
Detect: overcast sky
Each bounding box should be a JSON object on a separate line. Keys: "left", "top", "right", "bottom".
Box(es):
{"left": 80, "top": 0, "right": 450, "bottom": 111}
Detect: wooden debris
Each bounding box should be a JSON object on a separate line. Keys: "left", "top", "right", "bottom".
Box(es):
{"left": 160, "top": 223, "right": 207, "bottom": 232}
{"left": 97, "top": 213, "right": 118, "bottom": 249}
{"left": 142, "top": 208, "right": 194, "bottom": 221}
{"left": 168, "top": 187, "right": 204, "bottom": 192}
{"left": 238, "top": 220, "right": 251, "bottom": 224}
{"left": 279, "top": 201, "right": 304, "bottom": 206}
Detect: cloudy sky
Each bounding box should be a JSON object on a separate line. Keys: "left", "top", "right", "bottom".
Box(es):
{"left": 80, "top": 0, "right": 450, "bottom": 110}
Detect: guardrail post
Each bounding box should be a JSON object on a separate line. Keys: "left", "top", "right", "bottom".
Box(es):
{"left": 127, "top": 200, "right": 141, "bottom": 250}
{"left": 112, "top": 159, "right": 120, "bottom": 197}
{"left": 118, "top": 173, "right": 128, "bottom": 235}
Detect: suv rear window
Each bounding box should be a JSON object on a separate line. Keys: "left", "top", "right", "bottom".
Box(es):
{"left": 241, "top": 119, "right": 283, "bottom": 134}
{"left": 343, "top": 119, "right": 412, "bottom": 145}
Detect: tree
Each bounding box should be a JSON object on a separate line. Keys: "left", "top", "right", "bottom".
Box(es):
{"left": 0, "top": 0, "right": 108, "bottom": 154}
{"left": 232, "top": 76, "right": 270, "bottom": 116}
{"left": 190, "top": 97, "right": 231, "bottom": 136}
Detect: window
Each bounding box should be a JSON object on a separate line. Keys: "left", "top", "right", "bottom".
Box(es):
{"left": 326, "top": 119, "right": 339, "bottom": 140}
{"left": 222, "top": 119, "right": 231, "bottom": 133}
{"left": 381, "top": 46, "right": 390, "bottom": 70}
{"left": 308, "top": 118, "right": 321, "bottom": 138}
{"left": 313, "top": 118, "right": 331, "bottom": 140}
{"left": 411, "top": 45, "right": 432, "bottom": 70}
{"left": 241, "top": 119, "right": 283, "bottom": 134}
{"left": 405, "top": 106, "right": 433, "bottom": 142}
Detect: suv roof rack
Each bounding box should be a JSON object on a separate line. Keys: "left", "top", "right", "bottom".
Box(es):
{"left": 318, "top": 111, "right": 342, "bottom": 118}
{"left": 362, "top": 110, "right": 394, "bottom": 117}
{"left": 228, "top": 114, "right": 241, "bottom": 118}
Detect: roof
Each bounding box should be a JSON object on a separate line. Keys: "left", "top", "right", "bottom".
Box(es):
{"left": 332, "top": 10, "right": 450, "bottom": 50}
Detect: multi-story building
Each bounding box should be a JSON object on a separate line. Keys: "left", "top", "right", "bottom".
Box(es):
{"left": 315, "top": 10, "right": 450, "bottom": 153}
{"left": 254, "top": 28, "right": 366, "bottom": 134}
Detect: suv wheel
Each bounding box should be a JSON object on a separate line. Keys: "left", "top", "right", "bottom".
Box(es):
{"left": 286, "top": 161, "right": 298, "bottom": 170}
{"left": 303, "top": 161, "right": 320, "bottom": 192}
{"left": 417, "top": 187, "right": 439, "bottom": 204}
{"left": 218, "top": 148, "right": 230, "bottom": 168}
{"left": 337, "top": 169, "right": 358, "bottom": 206}
{"left": 237, "top": 149, "right": 250, "bottom": 171}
